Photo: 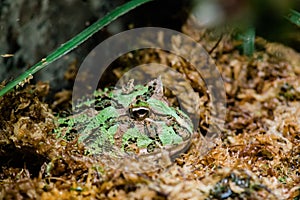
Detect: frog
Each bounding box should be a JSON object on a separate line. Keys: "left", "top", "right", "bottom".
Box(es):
{"left": 54, "top": 77, "right": 194, "bottom": 160}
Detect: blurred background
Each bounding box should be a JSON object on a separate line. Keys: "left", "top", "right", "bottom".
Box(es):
{"left": 0, "top": 0, "right": 299, "bottom": 92}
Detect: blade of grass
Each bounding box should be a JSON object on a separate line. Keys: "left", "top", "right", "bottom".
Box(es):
{"left": 241, "top": 27, "right": 255, "bottom": 56}
{"left": 0, "top": 0, "right": 153, "bottom": 97}
{"left": 235, "top": 26, "right": 255, "bottom": 57}
{"left": 286, "top": 9, "right": 300, "bottom": 27}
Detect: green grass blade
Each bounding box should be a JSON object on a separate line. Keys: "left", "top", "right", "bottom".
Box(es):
{"left": 286, "top": 9, "right": 300, "bottom": 27}
{"left": 0, "top": 0, "right": 153, "bottom": 97}
{"left": 235, "top": 26, "right": 255, "bottom": 57}
{"left": 241, "top": 27, "right": 255, "bottom": 56}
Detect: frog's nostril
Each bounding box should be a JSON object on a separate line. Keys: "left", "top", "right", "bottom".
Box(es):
{"left": 129, "top": 107, "right": 150, "bottom": 120}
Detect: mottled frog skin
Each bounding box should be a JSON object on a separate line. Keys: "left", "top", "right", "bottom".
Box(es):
{"left": 55, "top": 78, "right": 194, "bottom": 158}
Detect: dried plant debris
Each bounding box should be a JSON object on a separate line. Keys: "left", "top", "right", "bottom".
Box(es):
{"left": 1, "top": 25, "right": 300, "bottom": 199}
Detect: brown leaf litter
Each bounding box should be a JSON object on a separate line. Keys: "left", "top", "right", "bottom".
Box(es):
{"left": 0, "top": 24, "right": 300, "bottom": 199}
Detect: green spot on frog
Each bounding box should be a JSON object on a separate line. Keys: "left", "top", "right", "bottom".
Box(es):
{"left": 122, "top": 127, "right": 153, "bottom": 149}
{"left": 159, "top": 123, "right": 183, "bottom": 145}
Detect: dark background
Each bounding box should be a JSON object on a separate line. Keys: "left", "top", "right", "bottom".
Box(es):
{"left": 0, "top": 0, "right": 299, "bottom": 92}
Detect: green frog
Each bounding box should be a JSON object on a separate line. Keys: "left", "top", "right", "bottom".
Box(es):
{"left": 54, "top": 78, "right": 194, "bottom": 160}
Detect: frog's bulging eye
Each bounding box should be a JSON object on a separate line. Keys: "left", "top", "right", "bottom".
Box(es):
{"left": 129, "top": 106, "right": 150, "bottom": 121}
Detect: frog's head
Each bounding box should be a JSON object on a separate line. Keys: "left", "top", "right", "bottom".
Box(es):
{"left": 120, "top": 77, "right": 194, "bottom": 154}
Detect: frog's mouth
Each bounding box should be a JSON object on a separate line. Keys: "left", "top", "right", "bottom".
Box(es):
{"left": 139, "top": 138, "right": 192, "bottom": 159}
{"left": 110, "top": 112, "right": 192, "bottom": 156}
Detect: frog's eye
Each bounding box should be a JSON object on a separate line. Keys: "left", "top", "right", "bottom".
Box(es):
{"left": 129, "top": 106, "right": 150, "bottom": 121}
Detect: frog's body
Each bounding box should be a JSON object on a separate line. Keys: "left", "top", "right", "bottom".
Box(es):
{"left": 55, "top": 78, "right": 194, "bottom": 158}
